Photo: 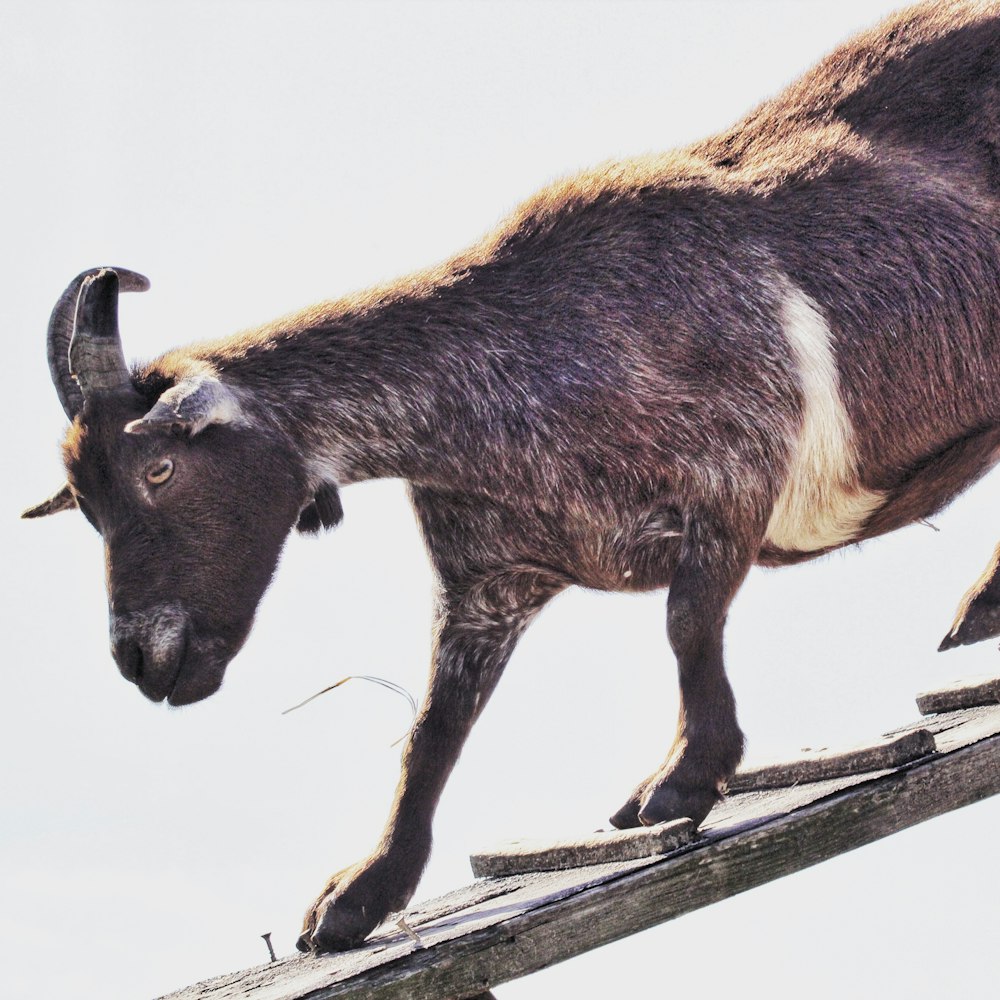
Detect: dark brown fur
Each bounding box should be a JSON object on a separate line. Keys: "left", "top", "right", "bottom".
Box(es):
{"left": 28, "top": 1, "right": 1000, "bottom": 952}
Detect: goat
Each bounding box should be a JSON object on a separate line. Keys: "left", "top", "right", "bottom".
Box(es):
{"left": 25, "top": 0, "right": 1000, "bottom": 952}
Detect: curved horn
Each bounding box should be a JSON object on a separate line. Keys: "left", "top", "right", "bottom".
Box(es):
{"left": 47, "top": 266, "right": 149, "bottom": 419}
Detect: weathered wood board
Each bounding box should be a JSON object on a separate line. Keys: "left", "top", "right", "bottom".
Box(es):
{"left": 727, "top": 728, "right": 935, "bottom": 792}
{"left": 159, "top": 702, "right": 1000, "bottom": 1000}
{"left": 470, "top": 817, "right": 695, "bottom": 878}
{"left": 916, "top": 674, "right": 1000, "bottom": 714}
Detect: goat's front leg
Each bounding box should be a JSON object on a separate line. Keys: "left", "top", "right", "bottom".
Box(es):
{"left": 297, "top": 569, "right": 561, "bottom": 953}
{"left": 610, "top": 516, "right": 757, "bottom": 830}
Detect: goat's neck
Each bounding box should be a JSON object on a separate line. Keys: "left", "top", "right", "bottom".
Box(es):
{"left": 205, "top": 275, "right": 524, "bottom": 491}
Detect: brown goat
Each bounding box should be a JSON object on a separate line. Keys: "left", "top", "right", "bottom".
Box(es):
{"left": 25, "top": 0, "right": 1000, "bottom": 952}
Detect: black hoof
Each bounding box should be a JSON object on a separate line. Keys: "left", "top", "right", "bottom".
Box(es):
{"left": 638, "top": 782, "right": 719, "bottom": 828}
{"left": 609, "top": 798, "right": 644, "bottom": 829}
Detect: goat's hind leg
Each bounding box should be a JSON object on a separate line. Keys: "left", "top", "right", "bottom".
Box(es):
{"left": 610, "top": 517, "right": 755, "bottom": 829}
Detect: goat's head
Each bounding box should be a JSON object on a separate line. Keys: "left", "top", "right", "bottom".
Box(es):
{"left": 25, "top": 268, "right": 339, "bottom": 705}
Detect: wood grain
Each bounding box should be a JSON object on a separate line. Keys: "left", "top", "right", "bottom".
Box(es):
{"left": 916, "top": 675, "right": 1000, "bottom": 714}
{"left": 727, "top": 728, "right": 935, "bottom": 791}
{"left": 469, "top": 818, "right": 695, "bottom": 877}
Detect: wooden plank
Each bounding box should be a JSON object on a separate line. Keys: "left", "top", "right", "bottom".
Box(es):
{"left": 884, "top": 703, "right": 1000, "bottom": 747}
{"left": 313, "top": 733, "right": 1000, "bottom": 1000}
{"left": 916, "top": 675, "right": 1000, "bottom": 714}
{"left": 469, "top": 818, "right": 694, "bottom": 877}
{"left": 159, "top": 858, "right": 675, "bottom": 1000}
{"left": 158, "top": 768, "right": 883, "bottom": 1000}
{"left": 727, "top": 728, "right": 935, "bottom": 791}
{"left": 158, "top": 713, "right": 1000, "bottom": 1000}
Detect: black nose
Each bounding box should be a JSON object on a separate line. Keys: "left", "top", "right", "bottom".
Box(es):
{"left": 109, "top": 609, "right": 188, "bottom": 703}
{"left": 113, "top": 635, "right": 145, "bottom": 684}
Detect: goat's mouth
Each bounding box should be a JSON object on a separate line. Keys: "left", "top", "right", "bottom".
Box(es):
{"left": 109, "top": 598, "right": 252, "bottom": 706}
{"left": 112, "top": 603, "right": 188, "bottom": 703}
{"left": 112, "top": 609, "right": 233, "bottom": 706}
{"left": 134, "top": 628, "right": 189, "bottom": 705}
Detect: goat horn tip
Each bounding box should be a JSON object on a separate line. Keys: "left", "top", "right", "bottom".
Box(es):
{"left": 89, "top": 267, "right": 151, "bottom": 294}
{"left": 117, "top": 269, "right": 151, "bottom": 293}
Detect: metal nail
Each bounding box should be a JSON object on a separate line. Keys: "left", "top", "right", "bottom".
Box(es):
{"left": 262, "top": 931, "right": 277, "bottom": 963}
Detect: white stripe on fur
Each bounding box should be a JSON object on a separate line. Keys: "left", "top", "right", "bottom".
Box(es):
{"left": 765, "top": 282, "right": 883, "bottom": 552}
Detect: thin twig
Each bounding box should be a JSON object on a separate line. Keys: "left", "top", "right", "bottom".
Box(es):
{"left": 282, "top": 674, "right": 418, "bottom": 747}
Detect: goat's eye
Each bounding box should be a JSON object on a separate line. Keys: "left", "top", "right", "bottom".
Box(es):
{"left": 145, "top": 459, "right": 174, "bottom": 485}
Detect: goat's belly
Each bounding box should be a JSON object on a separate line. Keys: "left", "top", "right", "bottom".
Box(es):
{"left": 762, "top": 428, "right": 1000, "bottom": 565}
{"left": 764, "top": 477, "right": 884, "bottom": 553}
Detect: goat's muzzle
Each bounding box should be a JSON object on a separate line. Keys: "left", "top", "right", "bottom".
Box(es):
{"left": 109, "top": 604, "right": 223, "bottom": 706}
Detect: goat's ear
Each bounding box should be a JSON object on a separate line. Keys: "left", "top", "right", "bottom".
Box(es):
{"left": 124, "top": 374, "right": 245, "bottom": 437}
{"left": 296, "top": 482, "right": 344, "bottom": 534}
{"left": 22, "top": 483, "right": 77, "bottom": 519}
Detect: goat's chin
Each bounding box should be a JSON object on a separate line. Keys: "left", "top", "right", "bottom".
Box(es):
{"left": 166, "top": 639, "right": 235, "bottom": 707}
{"left": 167, "top": 667, "right": 226, "bottom": 706}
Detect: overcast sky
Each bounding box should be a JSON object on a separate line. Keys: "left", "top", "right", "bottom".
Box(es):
{"left": 3, "top": 2, "right": 999, "bottom": 998}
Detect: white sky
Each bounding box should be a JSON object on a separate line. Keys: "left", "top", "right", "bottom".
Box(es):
{"left": 3, "top": 2, "right": 999, "bottom": 998}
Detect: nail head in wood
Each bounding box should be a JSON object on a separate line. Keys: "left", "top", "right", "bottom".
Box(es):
{"left": 261, "top": 932, "right": 277, "bottom": 963}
